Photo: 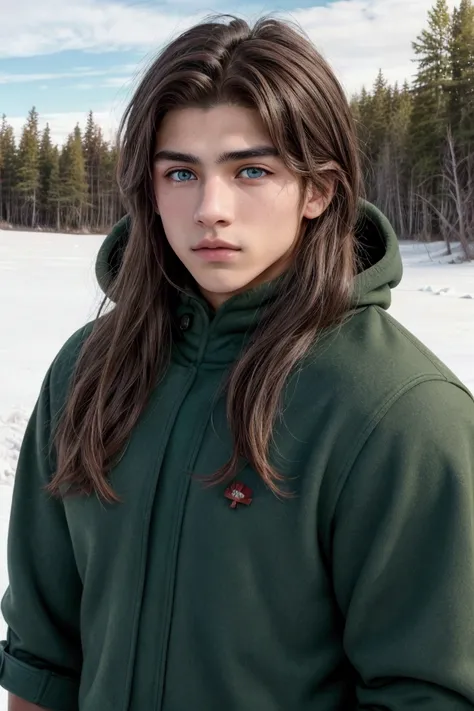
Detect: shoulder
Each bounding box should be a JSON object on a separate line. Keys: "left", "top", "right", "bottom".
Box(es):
{"left": 329, "top": 377, "right": 474, "bottom": 541}
{"left": 47, "top": 319, "right": 98, "bottom": 405}
{"left": 304, "top": 304, "right": 470, "bottom": 411}
{"left": 371, "top": 305, "right": 467, "bottom": 390}
{"left": 296, "top": 305, "right": 473, "bottom": 502}
{"left": 311, "top": 309, "right": 474, "bottom": 546}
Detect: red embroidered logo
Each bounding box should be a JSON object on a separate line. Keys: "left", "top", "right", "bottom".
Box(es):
{"left": 224, "top": 481, "right": 253, "bottom": 509}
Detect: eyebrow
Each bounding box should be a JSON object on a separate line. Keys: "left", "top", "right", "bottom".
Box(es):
{"left": 154, "top": 146, "right": 280, "bottom": 165}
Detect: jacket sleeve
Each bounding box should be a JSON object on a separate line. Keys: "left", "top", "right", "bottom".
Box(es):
{"left": 0, "top": 362, "right": 82, "bottom": 711}
{"left": 331, "top": 378, "right": 474, "bottom": 709}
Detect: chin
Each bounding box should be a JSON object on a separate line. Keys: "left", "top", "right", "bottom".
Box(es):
{"left": 195, "top": 276, "right": 253, "bottom": 296}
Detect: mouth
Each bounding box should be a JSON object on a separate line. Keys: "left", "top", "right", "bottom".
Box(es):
{"left": 192, "top": 242, "right": 242, "bottom": 263}
{"left": 192, "top": 240, "right": 241, "bottom": 252}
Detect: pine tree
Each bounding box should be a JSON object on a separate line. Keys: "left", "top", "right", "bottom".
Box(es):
{"left": 389, "top": 82, "right": 413, "bottom": 152}
{"left": 0, "top": 117, "right": 4, "bottom": 217}
{"left": 366, "top": 70, "right": 392, "bottom": 163}
{"left": 48, "top": 146, "right": 62, "bottom": 231}
{"left": 388, "top": 82, "right": 414, "bottom": 237}
{"left": 16, "top": 107, "right": 40, "bottom": 227}
{"left": 410, "top": 0, "right": 452, "bottom": 178}
{"left": 350, "top": 86, "right": 371, "bottom": 164}
{"left": 83, "top": 110, "right": 103, "bottom": 228}
{"left": 0, "top": 116, "right": 18, "bottom": 225}
{"left": 59, "top": 124, "right": 88, "bottom": 230}
{"left": 38, "top": 124, "right": 56, "bottom": 226}
{"left": 0, "top": 110, "right": 123, "bottom": 231}
{"left": 98, "top": 140, "right": 120, "bottom": 228}
{"left": 448, "top": 0, "right": 474, "bottom": 143}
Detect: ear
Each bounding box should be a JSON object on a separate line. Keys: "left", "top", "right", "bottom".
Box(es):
{"left": 302, "top": 170, "right": 337, "bottom": 220}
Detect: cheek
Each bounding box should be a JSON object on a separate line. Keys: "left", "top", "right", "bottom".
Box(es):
{"left": 161, "top": 194, "right": 198, "bottom": 228}
{"left": 264, "top": 202, "right": 301, "bottom": 249}
{"left": 154, "top": 176, "right": 181, "bottom": 213}
{"left": 155, "top": 187, "right": 188, "bottom": 230}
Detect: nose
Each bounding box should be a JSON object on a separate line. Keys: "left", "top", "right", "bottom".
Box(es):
{"left": 193, "top": 176, "right": 234, "bottom": 227}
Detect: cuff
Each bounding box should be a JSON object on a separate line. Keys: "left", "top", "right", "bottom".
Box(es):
{"left": 0, "top": 641, "right": 79, "bottom": 711}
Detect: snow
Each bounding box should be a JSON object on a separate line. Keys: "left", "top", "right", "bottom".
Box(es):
{"left": 390, "top": 241, "right": 474, "bottom": 393}
{"left": 0, "top": 229, "right": 104, "bottom": 708}
{"left": 0, "top": 230, "right": 473, "bottom": 708}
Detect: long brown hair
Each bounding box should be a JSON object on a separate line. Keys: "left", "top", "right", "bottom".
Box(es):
{"left": 49, "top": 14, "right": 362, "bottom": 502}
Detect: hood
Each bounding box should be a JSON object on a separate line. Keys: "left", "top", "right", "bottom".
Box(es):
{"left": 95, "top": 200, "right": 403, "bottom": 311}
{"left": 351, "top": 200, "right": 403, "bottom": 309}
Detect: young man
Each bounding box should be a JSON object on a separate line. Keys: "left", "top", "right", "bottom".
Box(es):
{"left": 3, "top": 15, "right": 474, "bottom": 711}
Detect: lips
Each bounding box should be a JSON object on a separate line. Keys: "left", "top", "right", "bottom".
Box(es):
{"left": 192, "top": 242, "right": 241, "bottom": 263}
{"left": 195, "top": 246, "right": 238, "bottom": 250}
{"left": 192, "top": 239, "right": 240, "bottom": 251}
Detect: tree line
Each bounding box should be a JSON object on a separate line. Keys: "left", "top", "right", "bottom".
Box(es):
{"left": 0, "top": 111, "right": 120, "bottom": 233}
{"left": 352, "top": 0, "right": 473, "bottom": 258}
{"left": 0, "top": 0, "right": 473, "bottom": 258}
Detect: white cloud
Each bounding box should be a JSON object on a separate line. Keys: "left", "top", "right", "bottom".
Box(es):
{"left": 0, "top": 70, "right": 100, "bottom": 85}
{"left": 0, "top": 0, "right": 199, "bottom": 58}
{"left": 73, "top": 83, "right": 96, "bottom": 90}
{"left": 286, "top": 0, "right": 458, "bottom": 93}
{"left": 2, "top": 0, "right": 460, "bottom": 144}
{"left": 0, "top": 65, "right": 136, "bottom": 85}
{"left": 0, "top": 0, "right": 459, "bottom": 92}
{"left": 100, "top": 76, "right": 135, "bottom": 88}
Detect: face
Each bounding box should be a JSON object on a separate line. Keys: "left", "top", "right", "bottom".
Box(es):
{"left": 153, "top": 104, "right": 327, "bottom": 309}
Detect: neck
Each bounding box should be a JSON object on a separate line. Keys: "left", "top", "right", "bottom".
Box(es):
{"left": 198, "top": 253, "right": 293, "bottom": 311}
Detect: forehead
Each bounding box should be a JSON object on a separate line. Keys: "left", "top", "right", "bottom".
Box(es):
{"left": 155, "top": 104, "right": 272, "bottom": 152}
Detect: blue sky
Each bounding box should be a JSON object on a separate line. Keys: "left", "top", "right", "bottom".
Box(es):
{"left": 0, "top": 0, "right": 456, "bottom": 145}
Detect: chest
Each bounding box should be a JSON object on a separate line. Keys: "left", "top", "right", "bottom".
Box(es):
{"left": 65, "top": 359, "right": 358, "bottom": 710}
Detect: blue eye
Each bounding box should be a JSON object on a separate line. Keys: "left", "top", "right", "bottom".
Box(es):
{"left": 167, "top": 169, "right": 196, "bottom": 182}
{"left": 240, "top": 167, "right": 268, "bottom": 179}
{"left": 165, "top": 167, "right": 269, "bottom": 182}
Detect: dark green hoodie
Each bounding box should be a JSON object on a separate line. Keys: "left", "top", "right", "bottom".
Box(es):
{"left": 1, "top": 201, "right": 474, "bottom": 711}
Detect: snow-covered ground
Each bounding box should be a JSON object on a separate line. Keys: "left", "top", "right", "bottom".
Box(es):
{"left": 0, "top": 230, "right": 473, "bottom": 708}
{"left": 0, "top": 229, "right": 104, "bottom": 710}
{"left": 390, "top": 240, "right": 474, "bottom": 392}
